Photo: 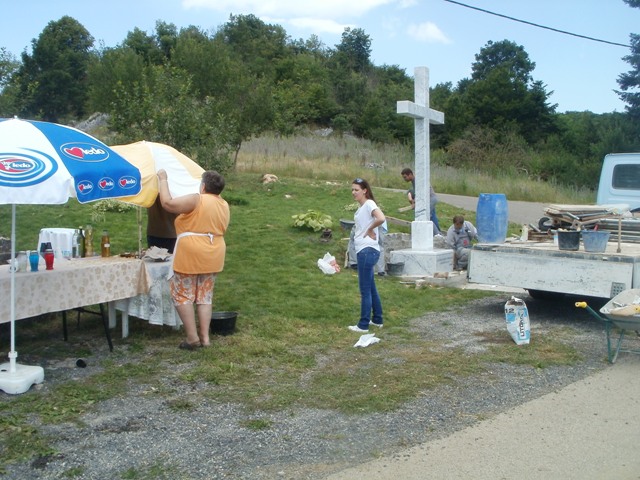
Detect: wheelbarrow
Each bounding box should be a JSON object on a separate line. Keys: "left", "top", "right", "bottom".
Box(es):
{"left": 575, "top": 288, "right": 640, "bottom": 363}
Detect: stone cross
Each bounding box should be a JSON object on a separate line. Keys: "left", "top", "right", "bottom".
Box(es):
{"left": 397, "top": 66, "right": 444, "bottom": 250}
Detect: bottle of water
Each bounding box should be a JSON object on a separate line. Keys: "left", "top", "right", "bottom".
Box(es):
{"left": 72, "top": 229, "right": 81, "bottom": 258}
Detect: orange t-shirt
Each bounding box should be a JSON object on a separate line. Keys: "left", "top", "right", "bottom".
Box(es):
{"left": 172, "top": 193, "right": 230, "bottom": 274}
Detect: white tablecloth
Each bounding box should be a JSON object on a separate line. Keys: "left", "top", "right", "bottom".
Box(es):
{"left": 115, "top": 260, "right": 180, "bottom": 333}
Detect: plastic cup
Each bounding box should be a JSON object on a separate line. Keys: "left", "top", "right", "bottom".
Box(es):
{"left": 29, "top": 251, "right": 39, "bottom": 272}
{"left": 44, "top": 250, "right": 54, "bottom": 270}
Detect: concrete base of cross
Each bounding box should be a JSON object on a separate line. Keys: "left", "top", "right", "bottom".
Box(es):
{"left": 389, "top": 248, "right": 453, "bottom": 276}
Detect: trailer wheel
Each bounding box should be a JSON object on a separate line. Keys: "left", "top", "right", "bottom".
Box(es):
{"left": 527, "top": 289, "right": 564, "bottom": 300}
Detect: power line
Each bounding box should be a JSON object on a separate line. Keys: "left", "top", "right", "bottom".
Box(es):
{"left": 444, "top": 0, "right": 631, "bottom": 48}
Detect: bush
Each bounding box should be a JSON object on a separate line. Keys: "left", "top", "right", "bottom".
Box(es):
{"left": 291, "top": 210, "right": 333, "bottom": 232}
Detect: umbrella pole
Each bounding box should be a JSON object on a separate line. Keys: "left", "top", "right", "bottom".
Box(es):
{"left": 9, "top": 204, "right": 17, "bottom": 373}
{"left": 0, "top": 205, "right": 45, "bottom": 394}
{"left": 138, "top": 206, "right": 143, "bottom": 258}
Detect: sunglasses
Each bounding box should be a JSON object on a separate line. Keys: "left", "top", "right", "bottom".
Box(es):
{"left": 353, "top": 178, "right": 364, "bottom": 184}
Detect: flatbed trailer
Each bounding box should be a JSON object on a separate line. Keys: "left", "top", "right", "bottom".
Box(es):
{"left": 468, "top": 240, "right": 640, "bottom": 299}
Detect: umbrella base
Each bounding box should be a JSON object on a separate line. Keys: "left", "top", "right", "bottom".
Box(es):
{"left": 0, "top": 362, "right": 45, "bottom": 395}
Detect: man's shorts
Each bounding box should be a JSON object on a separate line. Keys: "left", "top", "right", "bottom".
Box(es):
{"left": 170, "top": 272, "right": 217, "bottom": 305}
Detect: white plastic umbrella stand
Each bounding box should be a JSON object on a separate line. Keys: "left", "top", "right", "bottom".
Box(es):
{"left": 0, "top": 205, "right": 45, "bottom": 394}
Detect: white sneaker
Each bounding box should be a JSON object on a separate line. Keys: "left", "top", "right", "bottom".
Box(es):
{"left": 369, "top": 322, "right": 383, "bottom": 328}
{"left": 348, "top": 325, "right": 369, "bottom": 333}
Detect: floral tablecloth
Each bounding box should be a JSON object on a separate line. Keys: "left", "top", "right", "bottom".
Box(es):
{"left": 0, "top": 256, "right": 149, "bottom": 323}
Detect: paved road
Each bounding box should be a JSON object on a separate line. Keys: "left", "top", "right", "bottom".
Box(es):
{"left": 438, "top": 193, "right": 547, "bottom": 226}
{"left": 326, "top": 355, "right": 640, "bottom": 480}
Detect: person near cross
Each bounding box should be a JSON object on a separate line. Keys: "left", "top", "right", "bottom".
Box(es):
{"left": 401, "top": 167, "right": 441, "bottom": 234}
{"left": 445, "top": 214, "right": 477, "bottom": 270}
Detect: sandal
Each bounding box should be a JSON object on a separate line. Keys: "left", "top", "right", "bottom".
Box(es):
{"left": 178, "top": 341, "right": 202, "bottom": 350}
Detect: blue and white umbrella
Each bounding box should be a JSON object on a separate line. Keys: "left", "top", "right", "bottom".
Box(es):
{"left": 0, "top": 118, "right": 142, "bottom": 394}
{"left": 0, "top": 118, "right": 141, "bottom": 204}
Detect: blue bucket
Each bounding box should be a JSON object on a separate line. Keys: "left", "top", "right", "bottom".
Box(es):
{"left": 582, "top": 230, "right": 610, "bottom": 253}
{"left": 476, "top": 193, "right": 508, "bottom": 244}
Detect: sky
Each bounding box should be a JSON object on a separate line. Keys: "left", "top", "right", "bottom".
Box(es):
{"left": 2, "top": 0, "right": 638, "bottom": 114}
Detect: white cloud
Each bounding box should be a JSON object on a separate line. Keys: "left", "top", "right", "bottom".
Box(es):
{"left": 183, "top": 0, "right": 394, "bottom": 18}
{"left": 407, "top": 22, "right": 451, "bottom": 44}
{"left": 286, "top": 18, "right": 354, "bottom": 35}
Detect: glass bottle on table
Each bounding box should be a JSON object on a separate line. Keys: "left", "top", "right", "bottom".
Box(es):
{"left": 101, "top": 230, "right": 111, "bottom": 257}
{"left": 16, "top": 251, "right": 27, "bottom": 271}
{"left": 77, "top": 227, "right": 85, "bottom": 258}
{"left": 84, "top": 224, "right": 94, "bottom": 257}
{"left": 72, "top": 229, "right": 80, "bottom": 258}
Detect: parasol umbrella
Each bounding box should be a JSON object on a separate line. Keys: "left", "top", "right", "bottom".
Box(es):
{"left": 112, "top": 141, "right": 205, "bottom": 255}
{"left": 0, "top": 117, "right": 142, "bottom": 394}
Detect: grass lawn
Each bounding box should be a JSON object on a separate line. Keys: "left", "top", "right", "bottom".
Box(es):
{"left": 0, "top": 172, "right": 581, "bottom": 470}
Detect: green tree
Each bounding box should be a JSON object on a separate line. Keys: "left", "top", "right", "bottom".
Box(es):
{"left": 334, "top": 27, "right": 372, "bottom": 73}
{"left": 87, "top": 46, "right": 147, "bottom": 113}
{"left": 272, "top": 53, "right": 337, "bottom": 133}
{"left": 16, "top": 16, "right": 94, "bottom": 121}
{"left": 217, "top": 14, "right": 288, "bottom": 79}
{"left": 122, "top": 27, "right": 164, "bottom": 65}
{"left": 0, "top": 47, "right": 20, "bottom": 116}
{"left": 471, "top": 40, "right": 534, "bottom": 84}
{"left": 462, "top": 40, "right": 557, "bottom": 144}
{"left": 617, "top": 32, "right": 640, "bottom": 118}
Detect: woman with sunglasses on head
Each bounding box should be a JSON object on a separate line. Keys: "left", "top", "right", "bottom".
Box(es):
{"left": 348, "top": 178, "right": 386, "bottom": 332}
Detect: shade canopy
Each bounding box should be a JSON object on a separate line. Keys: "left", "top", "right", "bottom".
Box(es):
{"left": 112, "top": 141, "right": 204, "bottom": 208}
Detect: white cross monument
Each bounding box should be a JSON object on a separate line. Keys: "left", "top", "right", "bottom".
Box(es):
{"left": 390, "top": 66, "right": 454, "bottom": 275}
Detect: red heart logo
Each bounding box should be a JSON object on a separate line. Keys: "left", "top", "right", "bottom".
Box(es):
{"left": 120, "top": 179, "right": 127, "bottom": 187}
{"left": 99, "top": 180, "right": 107, "bottom": 188}
{"left": 64, "top": 147, "right": 84, "bottom": 159}
{"left": 78, "top": 184, "right": 85, "bottom": 192}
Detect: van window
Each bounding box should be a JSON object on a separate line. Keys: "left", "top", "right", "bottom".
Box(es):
{"left": 612, "top": 164, "right": 640, "bottom": 190}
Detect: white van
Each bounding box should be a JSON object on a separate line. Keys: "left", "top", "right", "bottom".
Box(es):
{"left": 596, "top": 153, "right": 640, "bottom": 211}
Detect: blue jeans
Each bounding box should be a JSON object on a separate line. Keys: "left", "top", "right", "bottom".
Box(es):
{"left": 356, "top": 247, "right": 383, "bottom": 329}
{"left": 431, "top": 207, "right": 441, "bottom": 234}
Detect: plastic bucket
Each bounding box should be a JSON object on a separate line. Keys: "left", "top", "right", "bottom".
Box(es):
{"left": 557, "top": 231, "right": 580, "bottom": 251}
{"left": 210, "top": 311, "right": 238, "bottom": 335}
{"left": 582, "top": 230, "right": 610, "bottom": 253}
{"left": 386, "top": 262, "right": 404, "bottom": 276}
{"left": 476, "top": 193, "right": 508, "bottom": 244}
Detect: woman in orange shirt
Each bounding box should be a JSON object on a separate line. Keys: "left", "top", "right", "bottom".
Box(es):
{"left": 157, "top": 169, "right": 230, "bottom": 350}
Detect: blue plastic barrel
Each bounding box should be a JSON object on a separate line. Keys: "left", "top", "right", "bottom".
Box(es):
{"left": 476, "top": 193, "right": 508, "bottom": 244}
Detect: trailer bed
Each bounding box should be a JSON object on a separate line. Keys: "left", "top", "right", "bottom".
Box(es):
{"left": 468, "top": 240, "right": 640, "bottom": 298}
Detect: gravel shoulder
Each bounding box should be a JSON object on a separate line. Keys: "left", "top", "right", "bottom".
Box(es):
{"left": 1, "top": 293, "right": 619, "bottom": 480}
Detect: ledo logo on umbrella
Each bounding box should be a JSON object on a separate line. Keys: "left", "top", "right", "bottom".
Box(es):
{"left": 0, "top": 151, "right": 57, "bottom": 187}
{"left": 119, "top": 176, "right": 138, "bottom": 189}
{"left": 98, "top": 177, "right": 115, "bottom": 191}
{"left": 60, "top": 143, "right": 109, "bottom": 162}
{"left": 76, "top": 181, "right": 94, "bottom": 195}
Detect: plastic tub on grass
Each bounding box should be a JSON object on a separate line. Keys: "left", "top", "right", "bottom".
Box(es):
{"left": 210, "top": 311, "right": 238, "bottom": 335}
{"left": 582, "top": 230, "right": 610, "bottom": 253}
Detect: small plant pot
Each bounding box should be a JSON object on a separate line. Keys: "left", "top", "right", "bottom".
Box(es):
{"left": 210, "top": 311, "right": 238, "bottom": 335}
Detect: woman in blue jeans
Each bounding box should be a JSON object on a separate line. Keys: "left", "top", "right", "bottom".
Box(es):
{"left": 348, "top": 178, "right": 386, "bottom": 333}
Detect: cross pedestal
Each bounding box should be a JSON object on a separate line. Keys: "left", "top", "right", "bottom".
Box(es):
{"left": 390, "top": 66, "right": 453, "bottom": 276}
